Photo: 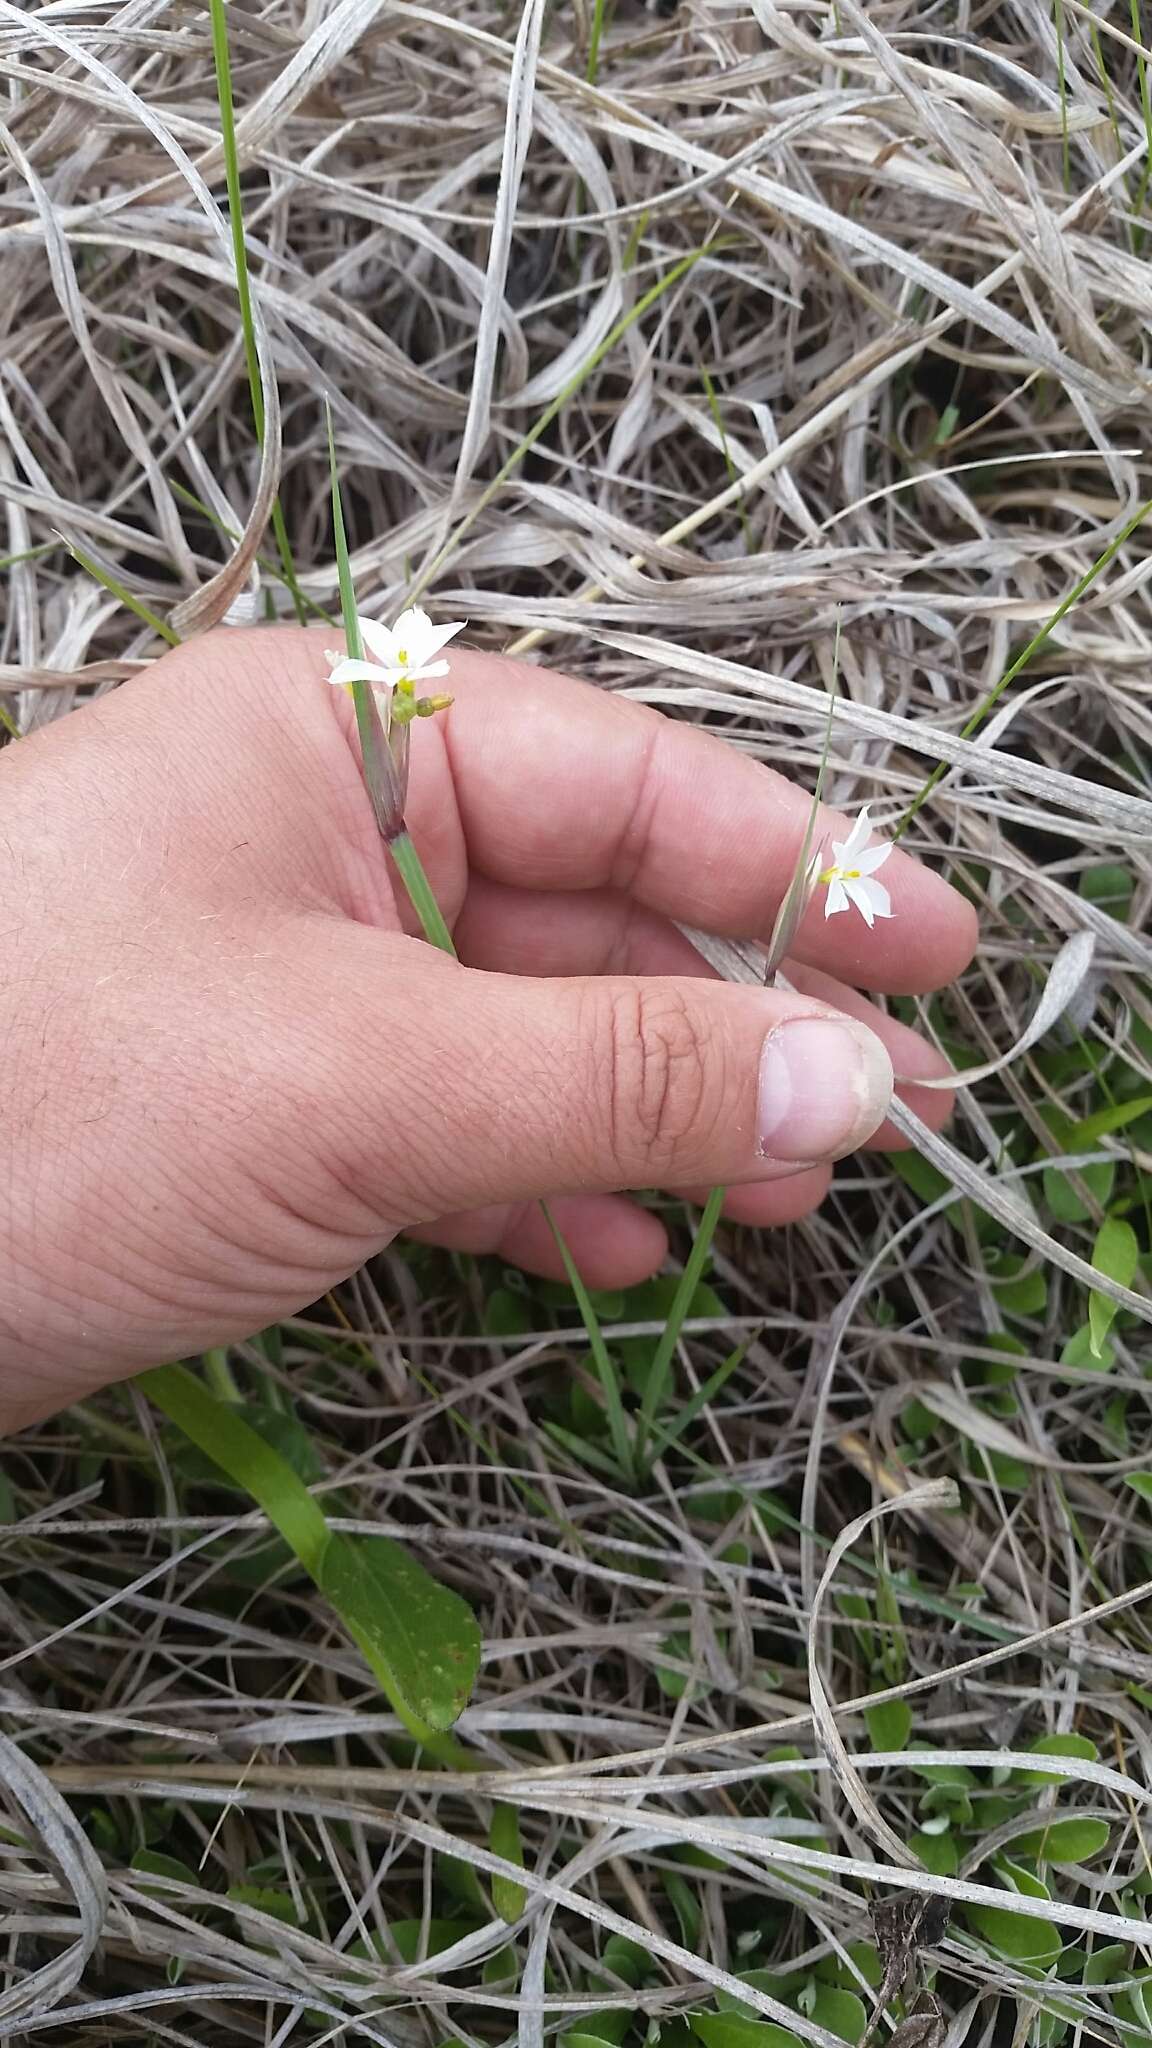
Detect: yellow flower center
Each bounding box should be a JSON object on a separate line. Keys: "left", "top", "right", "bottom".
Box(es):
{"left": 820, "top": 863, "right": 861, "bottom": 884}
{"left": 396, "top": 648, "right": 409, "bottom": 666}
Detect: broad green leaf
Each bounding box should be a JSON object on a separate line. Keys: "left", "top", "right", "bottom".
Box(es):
{"left": 1126, "top": 1473, "right": 1152, "bottom": 1506}
{"left": 990, "top": 1256, "right": 1048, "bottom": 1317}
{"left": 996, "top": 1855, "right": 1051, "bottom": 1900}
{"left": 130, "top": 1849, "right": 200, "bottom": 1888}
{"left": 562, "top": 2014, "right": 632, "bottom": 2048}
{"left": 910, "top": 1828, "right": 957, "bottom": 1876}
{"left": 1089, "top": 1218, "right": 1139, "bottom": 1358}
{"left": 1016, "top": 1732, "right": 1099, "bottom": 1784}
{"left": 490, "top": 1801, "right": 527, "bottom": 1924}
{"left": 689, "top": 2014, "right": 805, "bottom": 2048}
{"left": 865, "top": 1698, "right": 912, "bottom": 1752}
{"left": 663, "top": 1869, "right": 702, "bottom": 1948}
{"left": 1079, "top": 864, "right": 1134, "bottom": 912}
{"left": 599, "top": 1935, "right": 649, "bottom": 1988}
{"left": 227, "top": 1884, "right": 302, "bottom": 1926}
{"left": 1083, "top": 1942, "right": 1132, "bottom": 1985}
{"left": 145, "top": 1365, "right": 480, "bottom": 1742}
{"left": 1060, "top": 1323, "right": 1113, "bottom": 1372}
{"left": 1044, "top": 1160, "right": 1114, "bottom": 1225}
{"left": 483, "top": 1287, "right": 532, "bottom": 1337}
{"left": 1072, "top": 1095, "right": 1152, "bottom": 1144}
{"left": 319, "top": 1533, "right": 481, "bottom": 1734}
{"left": 815, "top": 1944, "right": 882, "bottom": 1991}
{"left": 1014, "top": 1817, "right": 1111, "bottom": 1864}
{"left": 354, "top": 1920, "right": 483, "bottom": 1965}
{"left": 801, "top": 1986, "right": 865, "bottom": 2042}
{"left": 964, "top": 1899, "right": 1062, "bottom": 1961}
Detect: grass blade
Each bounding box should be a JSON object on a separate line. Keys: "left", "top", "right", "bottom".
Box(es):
{"left": 142, "top": 1363, "right": 480, "bottom": 1749}
{"left": 635, "top": 1182, "right": 727, "bottom": 1468}
{"left": 207, "top": 0, "right": 306, "bottom": 623}
{"left": 543, "top": 1202, "right": 634, "bottom": 1478}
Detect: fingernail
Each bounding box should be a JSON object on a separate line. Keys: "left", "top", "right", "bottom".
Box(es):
{"left": 757, "top": 1017, "right": 893, "bottom": 1162}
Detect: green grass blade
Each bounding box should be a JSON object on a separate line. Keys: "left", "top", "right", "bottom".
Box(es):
{"left": 142, "top": 1363, "right": 480, "bottom": 1747}
{"left": 408, "top": 245, "right": 710, "bottom": 603}
{"left": 489, "top": 1801, "right": 527, "bottom": 1922}
{"left": 207, "top": 0, "right": 306, "bottom": 623}
{"left": 643, "top": 1334, "right": 752, "bottom": 1460}
{"left": 63, "top": 537, "right": 181, "bottom": 646}
{"left": 635, "top": 1182, "right": 727, "bottom": 1467}
{"left": 586, "top": 0, "right": 609, "bottom": 81}
{"left": 898, "top": 490, "right": 1152, "bottom": 835}
{"left": 389, "top": 829, "right": 457, "bottom": 954}
{"left": 542, "top": 1202, "right": 634, "bottom": 1478}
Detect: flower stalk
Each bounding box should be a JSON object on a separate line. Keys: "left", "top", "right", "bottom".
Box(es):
{"left": 326, "top": 407, "right": 461, "bottom": 957}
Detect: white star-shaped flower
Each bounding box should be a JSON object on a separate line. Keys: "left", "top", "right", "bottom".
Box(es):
{"left": 819, "top": 805, "right": 893, "bottom": 927}
{"left": 326, "top": 606, "right": 466, "bottom": 693}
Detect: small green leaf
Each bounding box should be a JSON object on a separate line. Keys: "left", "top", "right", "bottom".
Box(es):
{"left": 483, "top": 1287, "right": 533, "bottom": 1337}
{"left": 354, "top": 1920, "right": 482, "bottom": 1965}
{"left": 990, "top": 1256, "right": 1048, "bottom": 1317}
{"left": 599, "top": 1935, "right": 649, "bottom": 1988}
{"left": 226, "top": 1884, "right": 302, "bottom": 1926}
{"left": 963, "top": 1899, "right": 1062, "bottom": 1961}
{"left": 815, "top": 1944, "right": 883, "bottom": 1991}
{"left": 663, "top": 1869, "right": 702, "bottom": 1948}
{"left": 864, "top": 1698, "right": 912, "bottom": 1752}
{"left": 1016, "top": 1732, "right": 1099, "bottom": 1784}
{"left": 130, "top": 1849, "right": 201, "bottom": 1888}
{"left": 1043, "top": 1160, "right": 1114, "bottom": 1226}
{"left": 1126, "top": 1473, "right": 1152, "bottom": 1506}
{"left": 1060, "top": 1323, "right": 1113, "bottom": 1373}
{"left": 1083, "top": 1942, "right": 1131, "bottom": 1986}
{"left": 563, "top": 2014, "right": 632, "bottom": 2048}
{"left": 910, "top": 1828, "right": 957, "bottom": 1876}
{"left": 490, "top": 1801, "right": 527, "bottom": 1924}
{"left": 1014, "top": 1817, "right": 1111, "bottom": 1864}
{"left": 319, "top": 1533, "right": 481, "bottom": 1733}
{"left": 1089, "top": 1218, "right": 1139, "bottom": 1358}
{"left": 803, "top": 1986, "right": 866, "bottom": 2043}
{"left": 688, "top": 2015, "right": 805, "bottom": 2048}
{"left": 1072, "top": 1095, "right": 1152, "bottom": 1144}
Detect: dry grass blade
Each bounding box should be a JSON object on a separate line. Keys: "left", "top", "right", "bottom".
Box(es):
{"left": 4, "top": 0, "right": 1152, "bottom": 2040}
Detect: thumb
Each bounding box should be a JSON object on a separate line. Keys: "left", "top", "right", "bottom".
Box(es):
{"left": 317, "top": 930, "right": 894, "bottom": 1222}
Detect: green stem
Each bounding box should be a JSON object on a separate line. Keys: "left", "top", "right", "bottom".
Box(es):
{"left": 207, "top": 0, "right": 307, "bottom": 624}
{"left": 636, "top": 1183, "right": 727, "bottom": 1469}
{"left": 388, "top": 830, "right": 457, "bottom": 956}
{"left": 202, "top": 1347, "right": 242, "bottom": 1402}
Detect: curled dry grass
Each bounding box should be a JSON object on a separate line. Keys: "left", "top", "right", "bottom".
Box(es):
{"left": 3, "top": 0, "right": 1152, "bottom": 2042}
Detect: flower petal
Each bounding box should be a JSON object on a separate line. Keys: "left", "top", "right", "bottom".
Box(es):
{"left": 327, "top": 657, "right": 392, "bottom": 688}
{"left": 415, "top": 618, "right": 467, "bottom": 662}
{"left": 390, "top": 606, "right": 439, "bottom": 663}
{"left": 856, "top": 877, "right": 893, "bottom": 920}
{"left": 824, "top": 878, "right": 850, "bottom": 918}
{"left": 853, "top": 840, "right": 891, "bottom": 876}
{"left": 836, "top": 804, "right": 872, "bottom": 864}
{"left": 847, "top": 879, "right": 876, "bottom": 928}
{"left": 359, "top": 616, "right": 400, "bottom": 666}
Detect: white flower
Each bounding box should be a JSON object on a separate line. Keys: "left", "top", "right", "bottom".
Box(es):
{"left": 819, "top": 805, "right": 893, "bottom": 927}
{"left": 326, "top": 606, "right": 466, "bottom": 693}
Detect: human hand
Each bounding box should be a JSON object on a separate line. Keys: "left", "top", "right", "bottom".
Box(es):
{"left": 0, "top": 630, "right": 976, "bottom": 1431}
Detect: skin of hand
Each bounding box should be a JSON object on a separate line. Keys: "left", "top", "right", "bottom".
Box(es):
{"left": 0, "top": 628, "right": 977, "bottom": 1432}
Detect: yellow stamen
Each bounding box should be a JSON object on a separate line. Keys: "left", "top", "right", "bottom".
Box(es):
{"left": 396, "top": 648, "right": 409, "bottom": 666}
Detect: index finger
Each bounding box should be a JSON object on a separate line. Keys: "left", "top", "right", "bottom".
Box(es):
{"left": 417, "top": 647, "right": 977, "bottom": 994}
